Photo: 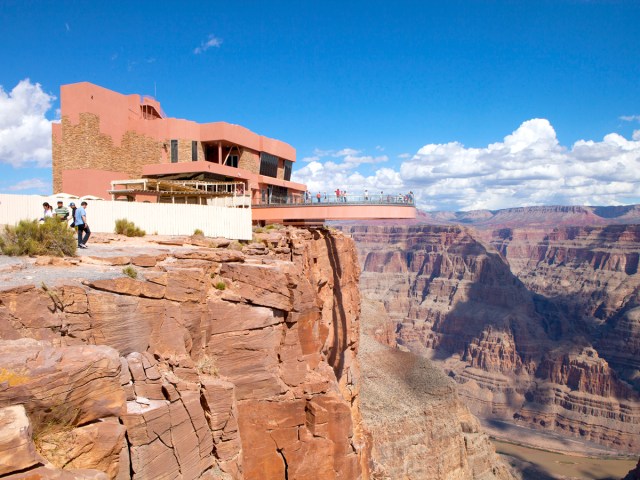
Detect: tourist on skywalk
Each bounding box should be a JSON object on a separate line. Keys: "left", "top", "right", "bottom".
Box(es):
{"left": 335, "top": 188, "right": 340, "bottom": 202}
{"left": 343, "top": 190, "right": 348, "bottom": 202}
{"left": 364, "top": 189, "right": 369, "bottom": 201}
{"left": 316, "top": 192, "right": 321, "bottom": 203}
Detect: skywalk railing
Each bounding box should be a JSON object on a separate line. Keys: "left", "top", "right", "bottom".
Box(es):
{"left": 252, "top": 193, "right": 415, "bottom": 207}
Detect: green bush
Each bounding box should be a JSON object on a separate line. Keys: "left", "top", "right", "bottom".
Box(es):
{"left": 193, "top": 228, "right": 204, "bottom": 236}
{"left": 122, "top": 266, "right": 137, "bottom": 279}
{"left": 214, "top": 281, "right": 226, "bottom": 290}
{"left": 114, "top": 219, "right": 146, "bottom": 237}
{"left": 0, "top": 219, "right": 76, "bottom": 257}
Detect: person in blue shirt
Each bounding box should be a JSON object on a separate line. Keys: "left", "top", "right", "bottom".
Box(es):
{"left": 74, "top": 201, "right": 91, "bottom": 248}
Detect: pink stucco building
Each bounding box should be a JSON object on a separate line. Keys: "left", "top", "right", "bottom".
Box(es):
{"left": 52, "top": 82, "right": 306, "bottom": 205}
{"left": 52, "top": 82, "right": 416, "bottom": 224}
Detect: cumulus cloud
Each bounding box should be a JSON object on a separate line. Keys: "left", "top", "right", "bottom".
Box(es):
{"left": 194, "top": 34, "right": 222, "bottom": 54}
{"left": 4, "top": 178, "right": 50, "bottom": 193}
{"left": 294, "top": 119, "right": 640, "bottom": 211}
{"left": 620, "top": 115, "right": 640, "bottom": 122}
{"left": 0, "top": 79, "right": 55, "bottom": 168}
{"left": 400, "top": 118, "right": 640, "bottom": 210}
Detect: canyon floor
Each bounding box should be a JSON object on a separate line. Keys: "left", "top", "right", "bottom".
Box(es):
{"left": 494, "top": 440, "right": 637, "bottom": 480}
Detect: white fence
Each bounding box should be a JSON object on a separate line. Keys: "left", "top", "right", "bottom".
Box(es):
{"left": 0, "top": 194, "right": 252, "bottom": 240}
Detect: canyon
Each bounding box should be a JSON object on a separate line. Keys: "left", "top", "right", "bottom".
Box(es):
{"left": 0, "top": 228, "right": 512, "bottom": 479}
{"left": 343, "top": 216, "right": 640, "bottom": 457}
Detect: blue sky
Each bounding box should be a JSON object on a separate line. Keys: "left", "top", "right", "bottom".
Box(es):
{"left": 1, "top": 0, "right": 639, "bottom": 210}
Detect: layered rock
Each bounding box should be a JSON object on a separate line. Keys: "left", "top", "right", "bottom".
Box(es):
{"left": 359, "top": 299, "right": 514, "bottom": 480}
{"left": 0, "top": 228, "right": 364, "bottom": 479}
{"left": 345, "top": 224, "right": 640, "bottom": 453}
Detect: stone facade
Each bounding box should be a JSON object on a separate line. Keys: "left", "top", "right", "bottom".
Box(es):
{"left": 238, "top": 149, "right": 259, "bottom": 174}
{"left": 52, "top": 113, "right": 163, "bottom": 193}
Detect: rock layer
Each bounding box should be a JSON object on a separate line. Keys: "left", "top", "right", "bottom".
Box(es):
{"left": 0, "top": 228, "right": 364, "bottom": 479}
{"left": 346, "top": 224, "right": 640, "bottom": 453}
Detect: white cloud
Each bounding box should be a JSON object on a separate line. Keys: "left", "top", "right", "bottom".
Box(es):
{"left": 4, "top": 178, "right": 50, "bottom": 192}
{"left": 400, "top": 118, "right": 640, "bottom": 210}
{"left": 294, "top": 119, "right": 640, "bottom": 211}
{"left": 301, "top": 155, "right": 320, "bottom": 163}
{"left": 334, "top": 148, "right": 360, "bottom": 157}
{"left": 194, "top": 34, "right": 223, "bottom": 54}
{"left": 0, "top": 79, "right": 55, "bottom": 168}
{"left": 620, "top": 115, "right": 640, "bottom": 122}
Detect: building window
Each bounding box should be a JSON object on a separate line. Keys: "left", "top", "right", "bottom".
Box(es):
{"left": 192, "top": 141, "right": 198, "bottom": 161}
{"left": 170, "top": 140, "right": 178, "bottom": 163}
{"left": 259, "top": 152, "right": 278, "bottom": 178}
{"left": 226, "top": 155, "right": 238, "bottom": 168}
{"left": 284, "top": 161, "right": 293, "bottom": 181}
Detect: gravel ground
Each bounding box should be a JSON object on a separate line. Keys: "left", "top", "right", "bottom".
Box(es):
{"left": 0, "top": 234, "right": 201, "bottom": 290}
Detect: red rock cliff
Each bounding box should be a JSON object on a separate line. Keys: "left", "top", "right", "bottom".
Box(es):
{"left": 0, "top": 228, "right": 364, "bottom": 479}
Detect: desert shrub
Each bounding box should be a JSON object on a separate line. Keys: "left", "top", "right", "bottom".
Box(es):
{"left": 122, "top": 265, "right": 137, "bottom": 279}
{"left": 114, "top": 218, "right": 145, "bottom": 237}
{"left": 214, "top": 281, "right": 226, "bottom": 290}
{"left": 265, "top": 223, "right": 279, "bottom": 230}
{"left": 193, "top": 228, "right": 204, "bottom": 236}
{"left": 228, "top": 241, "right": 243, "bottom": 251}
{"left": 0, "top": 219, "right": 76, "bottom": 257}
{"left": 195, "top": 354, "right": 218, "bottom": 377}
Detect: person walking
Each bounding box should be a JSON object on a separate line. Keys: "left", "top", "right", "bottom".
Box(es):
{"left": 54, "top": 201, "right": 69, "bottom": 221}
{"left": 75, "top": 201, "right": 91, "bottom": 248}
{"left": 316, "top": 192, "right": 321, "bottom": 203}
{"left": 40, "top": 202, "right": 53, "bottom": 221}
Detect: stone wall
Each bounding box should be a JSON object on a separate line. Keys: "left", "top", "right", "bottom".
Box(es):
{"left": 52, "top": 113, "right": 163, "bottom": 193}
{"left": 239, "top": 149, "right": 259, "bottom": 174}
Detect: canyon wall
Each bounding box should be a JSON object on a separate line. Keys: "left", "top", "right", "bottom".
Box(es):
{"left": 0, "top": 229, "right": 364, "bottom": 479}
{"left": 0, "top": 228, "right": 514, "bottom": 480}
{"left": 346, "top": 224, "right": 640, "bottom": 453}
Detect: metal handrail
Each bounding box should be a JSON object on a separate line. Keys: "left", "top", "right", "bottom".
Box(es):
{"left": 252, "top": 193, "right": 415, "bottom": 207}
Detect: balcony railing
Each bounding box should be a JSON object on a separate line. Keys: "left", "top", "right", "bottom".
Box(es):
{"left": 252, "top": 193, "right": 415, "bottom": 207}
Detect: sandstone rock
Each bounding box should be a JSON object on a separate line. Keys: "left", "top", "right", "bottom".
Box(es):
{"left": 0, "top": 229, "right": 367, "bottom": 479}
{"left": 0, "top": 339, "right": 125, "bottom": 425}
{"left": 36, "top": 421, "right": 126, "bottom": 478}
{"left": 220, "top": 262, "right": 293, "bottom": 310}
{"left": 1, "top": 467, "right": 109, "bottom": 479}
{"left": 0, "top": 405, "right": 39, "bottom": 476}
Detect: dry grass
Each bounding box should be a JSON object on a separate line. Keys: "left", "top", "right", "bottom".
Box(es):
{"left": 195, "top": 354, "right": 219, "bottom": 377}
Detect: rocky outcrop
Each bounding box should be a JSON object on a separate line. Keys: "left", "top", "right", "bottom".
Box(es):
{"left": 345, "top": 224, "right": 640, "bottom": 453}
{"left": 0, "top": 228, "right": 364, "bottom": 479}
{"left": 359, "top": 299, "right": 514, "bottom": 480}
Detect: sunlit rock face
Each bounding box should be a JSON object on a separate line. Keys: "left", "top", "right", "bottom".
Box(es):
{"left": 346, "top": 224, "right": 640, "bottom": 453}
{"left": 0, "top": 228, "right": 364, "bottom": 479}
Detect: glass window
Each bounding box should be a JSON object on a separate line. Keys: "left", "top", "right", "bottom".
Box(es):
{"left": 192, "top": 141, "right": 198, "bottom": 161}
{"left": 170, "top": 140, "right": 178, "bottom": 163}
{"left": 284, "top": 161, "right": 293, "bottom": 181}
{"left": 259, "top": 152, "right": 278, "bottom": 178}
